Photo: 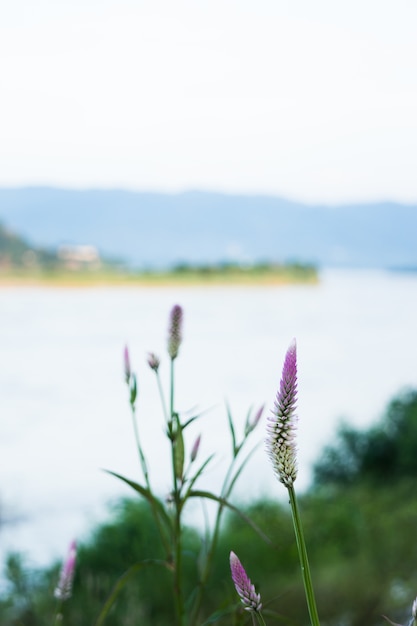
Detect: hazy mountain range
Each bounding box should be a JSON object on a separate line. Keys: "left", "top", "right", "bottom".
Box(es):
{"left": 0, "top": 187, "right": 416, "bottom": 269}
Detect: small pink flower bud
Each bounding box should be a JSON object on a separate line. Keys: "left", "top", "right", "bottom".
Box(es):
{"left": 230, "top": 551, "right": 262, "bottom": 612}
{"left": 123, "top": 346, "right": 131, "bottom": 383}
{"left": 245, "top": 404, "right": 264, "bottom": 436}
{"left": 190, "top": 435, "right": 201, "bottom": 462}
{"left": 147, "top": 352, "right": 160, "bottom": 372}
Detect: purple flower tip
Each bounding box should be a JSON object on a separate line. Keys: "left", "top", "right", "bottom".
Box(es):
{"left": 190, "top": 434, "right": 201, "bottom": 462}
{"left": 54, "top": 540, "right": 77, "bottom": 602}
{"left": 230, "top": 551, "right": 262, "bottom": 613}
{"left": 245, "top": 404, "right": 265, "bottom": 435}
{"left": 123, "top": 346, "right": 131, "bottom": 383}
{"left": 266, "top": 339, "right": 298, "bottom": 487}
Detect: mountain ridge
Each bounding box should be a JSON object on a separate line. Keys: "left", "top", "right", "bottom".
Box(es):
{"left": 0, "top": 187, "right": 416, "bottom": 269}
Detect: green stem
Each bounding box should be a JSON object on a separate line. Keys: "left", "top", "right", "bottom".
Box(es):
{"left": 53, "top": 600, "right": 63, "bottom": 625}
{"left": 170, "top": 358, "right": 175, "bottom": 419}
{"left": 130, "top": 403, "right": 172, "bottom": 559}
{"left": 173, "top": 504, "right": 185, "bottom": 626}
{"left": 255, "top": 612, "right": 267, "bottom": 626}
{"left": 155, "top": 370, "right": 169, "bottom": 422}
{"left": 169, "top": 357, "right": 185, "bottom": 626}
{"left": 189, "top": 447, "right": 242, "bottom": 625}
{"left": 287, "top": 485, "right": 321, "bottom": 626}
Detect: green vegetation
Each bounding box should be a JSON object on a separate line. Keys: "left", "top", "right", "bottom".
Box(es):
{"left": 313, "top": 389, "right": 417, "bottom": 487}
{"left": 1, "top": 388, "right": 417, "bottom": 625}
{"left": 2, "top": 303, "right": 415, "bottom": 626}
{"left": 0, "top": 261, "right": 318, "bottom": 287}
{"left": 139, "top": 261, "right": 318, "bottom": 286}
{"left": 0, "top": 222, "right": 59, "bottom": 270}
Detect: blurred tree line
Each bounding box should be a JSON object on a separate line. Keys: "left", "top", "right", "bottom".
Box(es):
{"left": 2, "top": 389, "right": 417, "bottom": 626}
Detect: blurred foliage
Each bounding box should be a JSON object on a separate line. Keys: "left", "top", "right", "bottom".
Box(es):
{"left": 313, "top": 389, "right": 417, "bottom": 487}
{"left": 2, "top": 389, "right": 417, "bottom": 625}
{"left": 0, "top": 222, "right": 59, "bottom": 270}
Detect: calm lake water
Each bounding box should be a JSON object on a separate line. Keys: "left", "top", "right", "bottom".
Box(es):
{"left": 1, "top": 269, "right": 417, "bottom": 570}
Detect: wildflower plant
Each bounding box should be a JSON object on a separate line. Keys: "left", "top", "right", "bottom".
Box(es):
{"left": 97, "top": 304, "right": 266, "bottom": 626}
{"left": 266, "top": 339, "right": 321, "bottom": 626}
{"left": 95, "top": 310, "right": 417, "bottom": 626}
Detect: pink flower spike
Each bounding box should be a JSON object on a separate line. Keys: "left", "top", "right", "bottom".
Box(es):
{"left": 123, "top": 345, "right": 131, "bottom": 383}
{"left": 54, "top": 540, "right": 77, "bottom": 601}
{"left": 266, "top": 339, "right": 298, "bottom": 487}
{"left": 168, "top": 304, "right": 183, "bottom": 360}
{"left": 230, "top": 551, "right": 262, "bottom": 613}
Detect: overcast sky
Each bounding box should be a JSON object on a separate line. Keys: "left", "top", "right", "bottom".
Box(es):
{"left": 1, "top": 0, "right": 417, "bottom": 203}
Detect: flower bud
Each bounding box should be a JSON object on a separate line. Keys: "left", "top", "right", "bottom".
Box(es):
{"left": 123, "top": 345, "right": 131, "bottom": 383}
{"left": 147, "top": 352, "right": 160, "bottom": 372}
{"left": 230, "top": 551, "right": 262, "bottom": 612}
{"left": 190, "top": 434, "right": 201, "bottom": 462}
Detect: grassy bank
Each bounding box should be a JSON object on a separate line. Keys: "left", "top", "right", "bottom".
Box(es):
{"left": 0, "top": 263, "right": 318, "bottom": 287}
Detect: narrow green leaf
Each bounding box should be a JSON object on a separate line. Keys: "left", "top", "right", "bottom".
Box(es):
{"left": 201, "top": 604, "right": 237, "bottom": 624}
{"left": 181, "top": 404, "right": 216, "bottom": 430}
{"left": 188, "top": 490, "right": 272, "bottom": 544}
{"left": 184, "top": 454, "right": 215, "bottom": 498}
{"left": 223, "top": 442, "right": 262, "bottom": 498}
{"left": 94, "top": 559, "right": 171, "bottom": 626}
{"left": 243, "top": 404, "right": 253, "bottom": 436}
{"left": 225, "top": 401, "right": 237, "bottom": 456}
{"left": 181, "top": 415, "right": 200, "bottom": 430}
{"left": 104, "top": 470, "right": 173, "bottom": 534}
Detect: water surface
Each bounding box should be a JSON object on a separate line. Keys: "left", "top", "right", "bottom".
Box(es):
{"left": 1, "top": 269, "right": 416, "bottom": 568}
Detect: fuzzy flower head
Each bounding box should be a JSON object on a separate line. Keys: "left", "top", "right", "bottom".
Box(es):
{"left": 54, "top": 540, "right": 77, "bottom": 601}
{"left": 167, "top": 304, "right": 183, "bottom": 360}
{"left": 230, "top": 551, "right": 262, "bottom": 613}
{"left": 266, "top": 339, "right": 298, "bottom": 487}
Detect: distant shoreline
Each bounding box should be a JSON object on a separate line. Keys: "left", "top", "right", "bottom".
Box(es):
{"left": 0, "top": 266, "right": 319, "bottom": 288}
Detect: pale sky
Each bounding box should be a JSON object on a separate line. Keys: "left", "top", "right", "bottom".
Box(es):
{"left": 1, "top": 0, "right": 417, "bottom": 203}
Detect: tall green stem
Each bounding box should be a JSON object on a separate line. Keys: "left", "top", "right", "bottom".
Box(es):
{"left": 173, "top": 504, "right": 185, "bottom": 626}
{"left": 155, "top": 370, "right": 169, "bottom": 422}
{"left": 53, "top": 601, "right": 63, "bottom": 626}
{"left": 189, "top": 448, "right": 243, "bottom": 625}
{"left": 287, "top": 485, "right": 320, "bottom": 626}
{"left": 255, "top": 612, "right": 267, "bottom": 626}
{"left": 170, "top": 358, "right": 175, "bottom": 423}
{"left": 169, "top": 357, "right": 185, "bottom": 626}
